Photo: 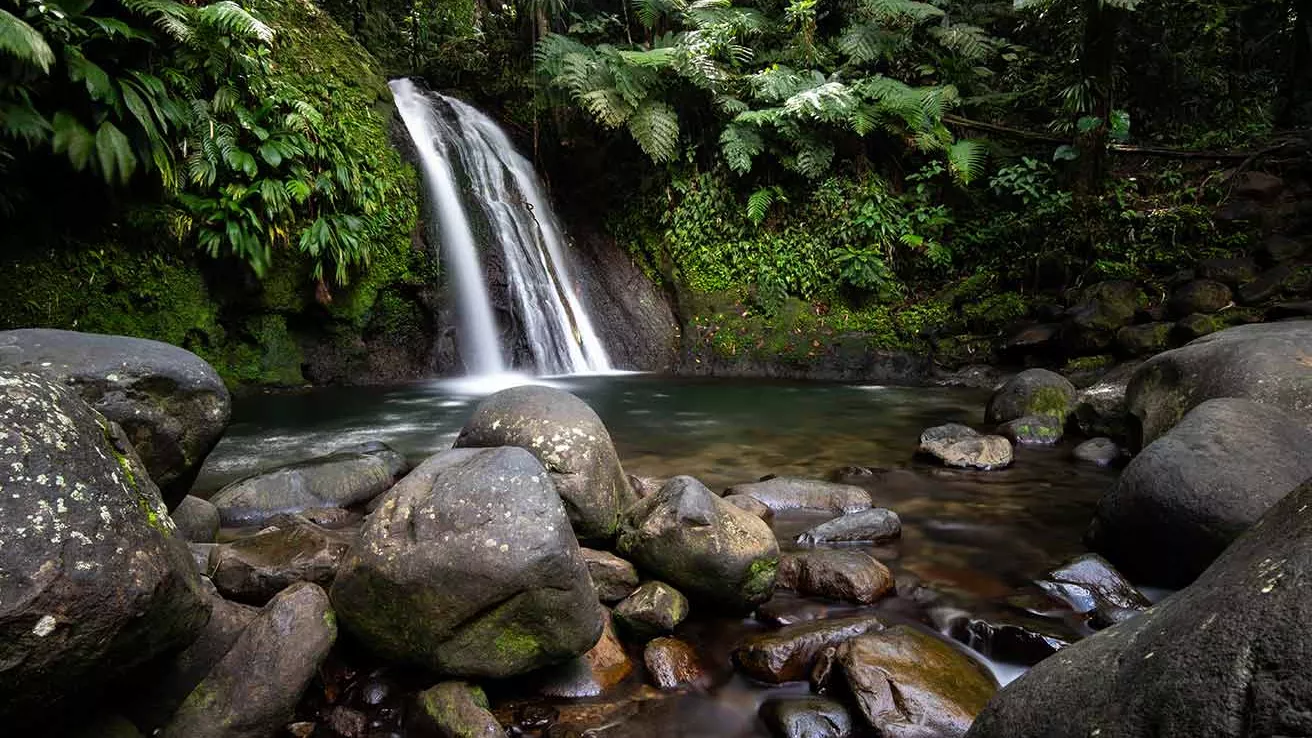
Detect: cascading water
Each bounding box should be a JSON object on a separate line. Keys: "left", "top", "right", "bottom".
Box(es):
{"left": 389, "top": 78, "right": 612, "bottom": 377}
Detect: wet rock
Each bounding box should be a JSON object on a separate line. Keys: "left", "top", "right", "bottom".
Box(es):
{"left": 753, "top": 593, "right": 839, "bottom": 626}
{"left": 330, "top": 447, "right": 604, "bottom": 677}
{"left": 617, "top": 476, "right": 779, "bottom": 612}
{"left": 837, "top": 626, "right": 997, "bottom": 737}
{"left": 0, "top": 329, "right": 231, "bottom": 507}
{"left": 0, "top": 371, "right": 210, "bottom": 728}
{"left": 733, "top": 616, "right": 884, "bottom": 683}
{"left": 996, "top": 415, "right": 1064, "bottom": 445}
{"left": 455, "top": 385, "right": 635, "bottom": 543}
{"left": 1238, "top": 264, "right": 1293, "bottom": 304}
{"left": 797, "top": 508, "right": 901, "bottom": 545}
{"left": 210, "top": 443, "right": 406, "bottom": 527}
{"left": 1196, "top": 257, "right": 1259, "bottom": 286}
{"left": 1072, "top": 437, "right": 1122, "bottom": 466}
{"left": 966, "top": 478, "right": 1312, "bottom": 738}
{"left": 581, "top": 548, "right": 640, "bottom": 604}
{"left": 1125, "top": 321, "right": 1312, "bottom": 447}
{"left": 955, "top": 617, "right": 1071, "bottom": 666}
{"left": 778, "top": 550, "right": 894, "bottom": 605}
{"left": 760, "top": 698, "right": 853, "bottom": 738}
{"left": 1088, "top": 398, "right": 1312, "bottom": 587}
{"left": 172, "top": 495, "right": 220, "bottom": 543}
{"left": 413, "top": 682, "right": 502, "bottom": 738}
{"left": 161, "top": 582, "right": 337, "bottom": 738}
{"left": 644, "top": 637, "right": 709, "bottom": 690}
{"left": 1035, "top": 553, "right": 1150, "bottom": 628}
{"left": 1067, "top": 281, "right": 1143, "bottom": 333}
{"left": 1070, "top": 361, "right": 1139, "bottom": 440}
{"left": 1257, "top": 233, "right": 1308, "bottom": 264}
{"left": 327, "top": 706, "right": 368, "bottom": 738}
{"left": 724, "top": 494, "right": 775, "bottom": 523}
{"left": 918, "top": 424, "right": 1013, "bottom": 470}
{"left": 1169, "top": 279, "right": 1233, "bottom": 318}
{"left": 536, "top": 611, "right": 634, "bottom": 698}
{"left": 614, "top": 581, "right": 689, "bottom": 641}
{"left": 985, "top": 368, "right": 1077, "bottom": 424}
{"left": 1115, "top": 322, "right": 1173, "bottom": 356}
{"left": 209, "top": 519, "right": 353, "bottom": 605}
{"left": 723, "top": 477, "right": 872, "bottom": 513}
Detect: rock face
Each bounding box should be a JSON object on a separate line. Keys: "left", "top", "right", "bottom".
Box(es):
{"left": 1125, "top": 321, "right": 1312, "bottom": 447}
{"left": 617, "top": 476, "right": 779, "bottom": 611}
{"left": 330, "top": 447, "right": 604, "bottom": 677}
{"left": 0, "top": 329, "right": 231, "bottom": 507}
{"left": 614, "top": 581, "right": 689, "bottom": 641}
{"left": 1087, "top": 398, "right": 1312, "bottom": 587}
{"left": 722, "top": 477, "right": 872, "bottom": 513}
{"left": 985, "top": 369, "right": 1077, "bottom": 424}
{"left": 209, "top": 443, "right": 406, "bottom": 527}
{"left": 161, "top": 582, "right": 337, "bottom": 738}
{"left": 581, "top": 548, "right": 640, "bottom": 604}
{"left": 796, "top": 508, "right": 901, "bottom": 545}
{"left": 918, "top": 424, "right": 1013, "bottom": 470}
{"left": 209, "top": 519, "right": 353, "bottom": 604}
{"left": 733, "top": 616, "right": 884, "bottom": 684}
{"left": 454, "top": 385, "right": 635, "bottom": 543}
{"left": 778, "top": 550, "right": 894, "bottom": 605}
{"left": 0, "top": 371, "right": 210, "bottom": 727}
{"left": 966, "top": 479, "right": 1312, "bottom": 738}
{"left": 837, "top": 627, "right": 997, "bottom": 738}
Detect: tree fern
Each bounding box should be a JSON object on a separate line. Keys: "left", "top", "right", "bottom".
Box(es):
{"left": 627, "top": 100, "right": 679, "bottom": 161}
{"left": 720, "top": 122, "right": 762, "bottom": 173}
{"left": 0, "top": 8, "right": 54, "bottom": 72}
{"left": 791, "top": 134, "right": 833, "bottom": 178}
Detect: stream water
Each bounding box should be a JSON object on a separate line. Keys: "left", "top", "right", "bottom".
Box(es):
{"left": 196, "top": 376, "right": 1118, "bottom": 736}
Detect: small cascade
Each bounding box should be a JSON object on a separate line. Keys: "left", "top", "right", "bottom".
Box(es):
{"left": 389, "top": 78, "right": 612, "bottom": 377}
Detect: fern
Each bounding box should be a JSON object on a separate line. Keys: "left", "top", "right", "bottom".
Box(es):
{"left": 745, "top": 186, "right": 777, "bottom": 225}
{"left": 195, "top": 1, "right": 273, "bottom": 44}
{"left": 720, "top": 123, "right": 763, "bottom": 173}
{"left": 0, "top": 8, "right": 54, "bottom": 72}
{"left": 791, "top": 134, "right": 833, "bottom": 178}
{"left": 627, "top": 100, "right": 680, "bottom": 161}
{"left": 947, "top": 138, "right": 987, "bottom": 185}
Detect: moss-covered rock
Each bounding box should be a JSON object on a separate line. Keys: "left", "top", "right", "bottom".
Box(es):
{"left": 985, "top": 368, "right": 1078, "bottom": 424}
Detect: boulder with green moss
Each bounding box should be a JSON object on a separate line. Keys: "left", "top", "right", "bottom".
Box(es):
{"left": 412, "top": 682, "right": 503, "bottom": 738}
{"left": 617, "top": 476, "right": 779, "bottom": 612}
{"left": 330, "top": 447, "right": 604, "bottom": 677}
{"left": 614, "top": 581, "right": 689, "bottom": 642}
{"left": 0, "top": 371, "right": 210, "bottom": 729}
{"left": 985, "top": 368, "right": 1077, "bottom": 424}
{"left": 997, "top": 414, "right": 1065, "bottom": 445}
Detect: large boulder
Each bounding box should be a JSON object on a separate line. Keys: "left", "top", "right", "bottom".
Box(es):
{"left": 209, "top": 443, "right": 407, "bottom": 527}
{"left": 161, "top": 582, "right": 337, "bottom": 738}
{"left": 966, "top": 479, "right": 1312, "bottom": 738}
{"left": 330, "top": 447, "right": 604, "bottom": 677}
{"left": 454, "top": 385, "right": 635, "bottom": 543}
{"left": 0, "top": 371, "right": 211, "bottom": 727}
{"left": 985, "top": 369, "right": 1077, "bottom": 424}
{"left": 723, "top": 477, "right": 872, "bottom": 513}
{"left": 1087, "top": 398, "right": 1312, "bottom": 587}
{"left": 1125, "top": 321, "right": 1312, "bottom": 447}
{"left": 1066, "top": 281, "right": 1143, "bottom": 333}
{"left": 0, "top": 329, "right": 230, "bottom": 507}
{"left": 616, "top": 476, "right": 779, "bottom": 612}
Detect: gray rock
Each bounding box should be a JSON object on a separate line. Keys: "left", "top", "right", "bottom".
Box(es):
{"left": 1169, "top": 279, "right": 1233, "bottom": 318}
{"left": 209, "top": 444, "right": 406, "bottom": 527}
{"left": 161, "top": 582, "right": 337, "bottom": 738}
{"left": 723, "top": 477, "right": 871, "bottom": 513}
{"left": 918, "top": 425, "right": 1013, "bottom": 470}
{"left": 954, "top": 617, "right": 1071, "bottom": 666}
{"left": 733, "top": 616, "right": 884, "bottom": 684}
{"left": 985, "top": 369, "right": 1077, "bottom": 424}
{"left": 1034, "top": 553, "right": 1150, "bottom": 627}
{"left": 581, "top": 548, "right": 639, "bottom": 604}
{"left": 614, "top": 581, "right": 689, "bottom": 642}
{"left": 1125, "top": 321, "right": 1312, "bottom": 447}
{"left": 1115, "top": 322, "right": 1173, "bottom": 356}
{"left": 796, "top": 508, "right": 901, "bottom": 545}
{"left": 1088, "top": 398, "right": 1312, "bottom": 587}
{"left": 643, "top": 637, "right": 709, "bottom": 690}
{"left": 617, "top": 476, "right": 779, "bottom": 612}
{"left": 209, "top": 519, "right": 353, "bottom": 605}
{"left": 997, "top": 415, "right": 1064, "bottom": 445}
{"left": 1067, "top": 281, "right": 1143, "bottom": 332}
{"left": 760, "top": 698, "right": 853, "bottom": 738}
{"left": 724, "top": 494, "right": 775, "bottom": 523}
{"left": 1172, "top": 312, "right": 1225, "bottom": 341}
{"left": 778, "top": 550, "right": 894, "bottom": 605}
{"left": 0, "top": 329, "right": 231, "bottom": 508}
{"left": 455, "top": 385, "right": 635, "bottom": 543}
{"left": 1238, "top": 264, "right": 1293, "bottom": 304}
{"left": 534, "top": 610, "right": 633, "bottom": 698}
{"left": 1270, "top": 300, "right": 1312, "bottom": 318}
{"left": 1072, "top": 438, "right": 1122, "bottom": 466}
{"left": 330, "top": 447, "right": 604, "bottom": 677}
{"left": 0, "top": 371, "right": 210, "bottom": 728}
{"left": 966, "top": 479, "right": 1312, "bottom": 738}
{"left": 171, "top": 495, "right": 220, "bottom": 543}
{"left": 1070, "top": 361, "right": 1139, "bottom": 440}
{"left": 412, "top": 682, "right": 502, "bottom": 738}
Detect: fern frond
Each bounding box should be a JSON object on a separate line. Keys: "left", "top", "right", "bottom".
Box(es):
{"left": 0, "top": 8, "right": 54, "bottom": 72}
{"left": 838, "top": 23, "right": 901, "bottom": 64}
{"left": 859, "top": 0, "right": 945, "bottom": 22}
{"left": 121, "top": 0, "right": 193, "bottom": 42}
{"left": 791, "top": 134, "right": 833, "bottom": 178}
{"left": 720, "top": 123, "right": 763, "bottom": 174}
{"left": 195, "top": 1, "right": 273, "bottom": 43}
{"left": 627, "top": 101, "right": 680, "bottom": 162}
{"left": 631, "top": 0, "right": 686, "bottom": 29}
{"left": 784, "top": 81, "right": 857, "bottom": 123}
{"left": 746, "top": 186, "right": 776, "bottom": 225}
{"left": 947, "top": 138, "right": 987, "bottom": 184}
{"left": 931, "top": 24, "right": 997, "bottom": 62}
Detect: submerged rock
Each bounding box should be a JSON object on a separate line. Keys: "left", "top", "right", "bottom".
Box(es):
{"left": 0, "top": 371, "right": 210, "bottom": 728}
{"left": 796, "top": 508, "right": 901, "bottom": 545}
{"left": 723, "top": 477, "right": 872, "bottom": 513}
{"left": 733, "top": 615, "right": 884, "bottom": 684}
{"left": 330, "top": 447, "right": 603, "bottom": 677}
{"left": 1088, "top": 398, "right": 1312, "bottom": 587}
{"left": 0, "top": 329, "right": 231, "bottom": 507}
{"left": 918, "top": 424, "right": 1013, "bottom": 470}
{"left": 413, "top": 682, "right": 502, "bottom": 738}
{"left": 208, "top": 518, "right": 353, "bottom": 604}
{"left": 966, "top": 479, "right": 1312, "bottom": 738}
{"left": 581, "top": 548, "right": 640, "bottom": 604}
{"left": 171, "top": 495, "right": 220, "bottom": 543}
{"left": 643, "top": 637, "right": 709, "bottom": 690}
{"left": 614, "top": 581, "right": 689, "bottom": 642}
{"left": 455, "top": 385, "right": 635, "bottom": 543}
{"left": 985, "top": 368, "right": 1077, "bottom": 424}
{"left": 617, "top": 476, "right": 779, "bottom": 612}
{"left": 209, "top": 442, "right": 406, "bottom": 527}
{"left": 760, "top": 698, "right": 854, "bottom": 738}
{"left": 778, "top": 550, "right": 894, "bottom": 605}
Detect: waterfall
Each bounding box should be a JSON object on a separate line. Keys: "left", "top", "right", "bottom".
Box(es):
{"left": 389, "top": 78, "right": 612, "bottom": 377}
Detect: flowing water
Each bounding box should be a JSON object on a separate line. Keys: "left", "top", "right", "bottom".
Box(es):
{"left": 389, "top": 79, "right": 611, "bottom": 376}
{"left": 198, "top": 376, "right": 1118, "bottom": 736}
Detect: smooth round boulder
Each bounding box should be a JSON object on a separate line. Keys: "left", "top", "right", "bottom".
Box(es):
{"left": 1088, "top": 398, "right": 1312, "bottom": 587}
{"left": 722, "top": 477, "right": 872, "bottom": 514}
{"left": 796, "top": 508, "right": 901, "bottom": 545}
{"left": 171, "top": 495, "right": 220, "bottom": 542}
{"left": 918, "top": 424, "right": 1013, "bottom": 470}
{"left": 778, "top": 550, "right": 894, "bottom": 605}
{"left": 1125, "top": 321, "right": 1312, "bottom": 447}
{"left": 986, "top": 369, "right": 1077, "bottom": 424}
{"left": 1169, "top": 279, "right": 1233, "bottom": 317}
{"left": 0, "top": 371, "right": 210, "bottom": 728}
{"left": 617, "top": 476, "right": 779, "bottom": 612}
{"left": 1115, "top": 322, "right": 1172, "bottom": 356}
{"left": 1072, "top": 437, "right": 1122, "bottom": 466}
{"left": 454, "top": 385, "right": 635, "bottom": 543}
{"left": 1066, "top": 281, "right": 1143, "bottom": 332}
{"left": 0, "top": 329, "right": 230, "bottom": 508}
{"left": 966, "top": 479, "right": 1312, "bottom": 738}
{"left": 330, "top": 447, "right": 604, "bottom": 677}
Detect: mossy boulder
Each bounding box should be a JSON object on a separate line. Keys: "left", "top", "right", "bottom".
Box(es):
{"left": 617, "top": 476, "right": 779, "bottom": 612}
{"left": 997, "top": 414, "right": 1065, "bottom": 445}
{"left": 1067, "top": 280, "right": 1144, "bottom": 332}
{"left": 1115, "top": 322, "right": 1173, "bottom": 356}
{"left": 614, "top": 582, "right": 689, "bottom": 642}
{"left": 0, "top": 371, "right": 211, "bottom": 729}
{"left": 413, "top": 682, "right": 503, "bottom": 738}
{"left": 330, "top": 447, "right": 604, "bottom": 677}
{"left": 1169, "top": 279, "right": 1233, "bottom": 318}
{"left": 985, "top": 368, "right": 1077, "bottom": 424}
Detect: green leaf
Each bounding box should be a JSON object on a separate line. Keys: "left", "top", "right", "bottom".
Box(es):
{"left": 627, "top": 101, "right": 680, "bottom": 163}
{"left": 746, "top": 187, "right": 775, "bottom": 225}
{"left": 947, "top": 139, "right": 987, "bottom": 185}
{"left": 1053, "top": 144, "right": 1080, "bottom": 161}
{"left": 95, "top": 121, "right": 137, "bottom": 184}
{"left": 51, "top": 112, "right": 96, "bottom": 171}
{"left": 259, "top": 141, "right": 283, "bottom": 167}
{"left": 0, "top": 8, "right": 55, "bottom": 72}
